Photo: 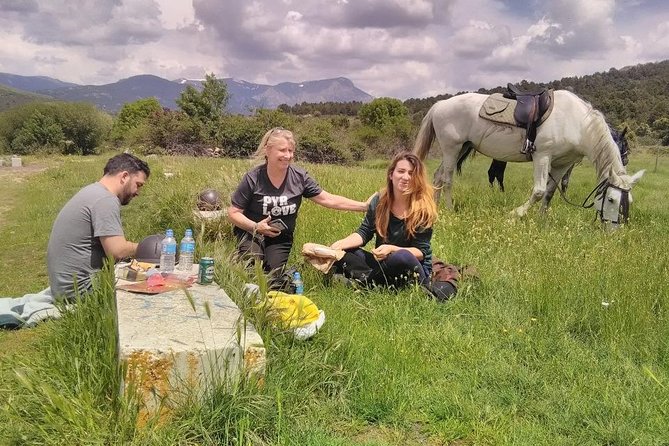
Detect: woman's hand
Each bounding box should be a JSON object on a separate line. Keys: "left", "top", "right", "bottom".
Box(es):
{"left": 371, "top": 244, "right": 396, "bottom": 261}
{"left": 330, "top": 233, "right": 364, "bottom": 251}
{"left": 330, "top": 239, "right": 346, "bottom": 250}
{"left": 256, "top": 215, "right": 281, "bottom": 237}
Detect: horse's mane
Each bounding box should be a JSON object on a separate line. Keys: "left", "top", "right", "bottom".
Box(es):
{"left": 560, "top": 89, "right": 594, "bottom": 109}
{"left": 582, "top": 106, "right": 629, "bottom": 186}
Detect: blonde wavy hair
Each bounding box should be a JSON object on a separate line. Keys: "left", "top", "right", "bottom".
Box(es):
{"left": 375, "top": 152, "right": 437, "bottom": 239}
{"left": 253, "top": 127, "right": 296, "bottom": 163}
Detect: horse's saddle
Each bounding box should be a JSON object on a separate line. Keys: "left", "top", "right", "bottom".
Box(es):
{"left": 479, "top": 84, "right": 554, "bottom": 155}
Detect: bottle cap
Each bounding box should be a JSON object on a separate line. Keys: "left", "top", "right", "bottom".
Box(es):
{"left": 185, "top": 229, "right": 193, "bottom": 236}
{"left": 166, "top": 229, "right": 174, "bottom": 237}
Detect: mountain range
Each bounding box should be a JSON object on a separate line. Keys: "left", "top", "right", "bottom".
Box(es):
{"left": 0, "top": 73, "right": 373, "bottom": 114}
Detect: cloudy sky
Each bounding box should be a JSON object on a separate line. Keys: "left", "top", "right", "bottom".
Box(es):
{"left": 1, "top": 0, "right": 667, "bottom": 99}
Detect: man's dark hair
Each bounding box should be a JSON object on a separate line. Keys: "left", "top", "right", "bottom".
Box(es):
{"left": 103, "top": 153, "right": 150, "bottom": 178}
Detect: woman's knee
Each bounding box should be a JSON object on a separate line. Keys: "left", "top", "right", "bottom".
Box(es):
{"left": 387, "top": 249, "right": 420, "bottom": 267}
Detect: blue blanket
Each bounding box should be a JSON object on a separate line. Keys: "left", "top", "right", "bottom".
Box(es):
{"left": 0, "top": 288, "right": 61, "bottom": 329}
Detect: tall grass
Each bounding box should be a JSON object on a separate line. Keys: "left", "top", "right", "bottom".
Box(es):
{"left": 1, "top": 153, "right": 668, "bottom": 444}
{"left": 0, "top": 262, "right": 134, "bottom": 444}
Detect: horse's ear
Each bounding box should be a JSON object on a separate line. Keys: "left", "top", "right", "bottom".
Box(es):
{"left": 630, "top": 169, "right": 645, "bottom": 185}
{"left": 622, "top": 127, "right": 628, "bottom": 137}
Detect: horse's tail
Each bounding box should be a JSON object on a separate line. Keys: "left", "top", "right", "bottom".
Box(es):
{"left": 456, "top": 141, "right": 475, "bottom": 174}
{"left": 412, "top": 107, "right": 436, "bottom": 160}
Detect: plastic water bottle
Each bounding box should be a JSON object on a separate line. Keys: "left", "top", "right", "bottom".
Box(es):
{"left": 292, "top": 271, "right": 304, "bottom": 295}
{"left": 160, "top": 229, "right": 177, "bottom": 273}
{"left": 178, "top": 228, "right": 195, "bottom": 271}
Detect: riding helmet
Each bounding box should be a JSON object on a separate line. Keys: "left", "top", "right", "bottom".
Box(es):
{"left": 135, "top": 234, "right": 165, "bottom": 264}
{"left": 197, "top": 188, "right": 222, "bottom": 211}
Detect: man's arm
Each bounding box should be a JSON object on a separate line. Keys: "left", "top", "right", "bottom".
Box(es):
{"left": 100, "top": 235, "right": 138, "bottom": 260}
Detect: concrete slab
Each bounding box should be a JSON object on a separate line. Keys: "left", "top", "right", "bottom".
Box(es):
{"left": 116, "top": 265, "right": 265, "bottom": 424}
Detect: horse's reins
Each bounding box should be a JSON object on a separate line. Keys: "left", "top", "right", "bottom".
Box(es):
{"left": 551, "top": 174, "right": 630, "bottom": 224}
{"left": 551, "top": 173, "right": 604, "bottom": 209}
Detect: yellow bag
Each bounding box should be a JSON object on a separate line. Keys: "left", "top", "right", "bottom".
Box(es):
{"left": 253, "top": 291, "right": 325, "bottom": 340}
{"left": 264, "top": 291, "right": 320, "bottom": 329}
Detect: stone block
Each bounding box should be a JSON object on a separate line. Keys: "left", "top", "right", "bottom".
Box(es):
{"left": 11, "top": 156, "right": 21, "bottom": 168}
{"left": 116, "top": 266, "right": 265, "bottom": 424}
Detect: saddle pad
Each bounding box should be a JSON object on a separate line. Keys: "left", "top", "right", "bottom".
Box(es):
{"left": 479, "top": 93, "right": 516, "bottom": 125}
{"left": 479, "top": 92, "right": 555, "bottom": 127}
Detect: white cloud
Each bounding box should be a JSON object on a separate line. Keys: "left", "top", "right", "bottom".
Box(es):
{"left": 645, "top": 21, "right": 669, "bottom": 58}
{"left": 0, "top": 0, "right": 666, "bottom": 98}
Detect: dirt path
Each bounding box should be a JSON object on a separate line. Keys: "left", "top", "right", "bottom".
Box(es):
{"left": 0, "top": 163, "right": 50, "bottom": 226}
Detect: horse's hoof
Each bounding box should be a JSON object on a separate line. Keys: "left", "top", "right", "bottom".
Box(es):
{"left": 512, "top": 208, "right": 527, "bottom": 218}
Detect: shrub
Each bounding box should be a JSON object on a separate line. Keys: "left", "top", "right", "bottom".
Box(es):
{"left": 348, "top": 141, "right": 366, "bottom": 161}
{"left": 55, "top": 103, "right": 112, "bottom": 155}
{"left": 358, "top": 97, "right": 408, "bottom": 130}
{"left": 141, "top": 109, "right": 206, "bottom": 155}
{"left": 10, "top": 111, "right": 65, "bottom": 154}
{"left": 330, "top": 115, "right": 350, "bottom": 129}
{"left": 298, "top": 121, "right": 350, "bottom": 164}
{"left": 218, "top": 115, "right": 265, "bottom": 158}
{"left": 110, "top": 98, "right": 162, "bottom": 143}
{"left": 253, "top": 109, "right": 296, "bottom": 130}
{"left": 217, "top": 110, "right": 298, "bottom": 159}
{"left": 0, "top": 102, "right": 111, "bottom": 155}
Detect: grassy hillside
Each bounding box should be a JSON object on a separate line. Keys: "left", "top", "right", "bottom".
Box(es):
{"left": 0, "top": 84, "right": 54, "bottom": 112}
{"left": 0, "top": 153, "right": 667, "bottom": 444}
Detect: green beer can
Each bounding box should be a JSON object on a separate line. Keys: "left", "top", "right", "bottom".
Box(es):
{"left": 198, "top": 257, "right": 215, "bottom": 284}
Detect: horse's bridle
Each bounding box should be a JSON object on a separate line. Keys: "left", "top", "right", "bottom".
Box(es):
{"left": 592, "top": 182, "right": 630, "bottom": 225}
{"left": 554, "top": 176, "right": 631, "bottom": 224}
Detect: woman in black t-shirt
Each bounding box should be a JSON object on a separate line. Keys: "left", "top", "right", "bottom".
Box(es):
{"left": 330, "top": 152, "right": 449, "bottom": 297}
{"left": 228, "top": 127, "right": 368, "bottom": 274}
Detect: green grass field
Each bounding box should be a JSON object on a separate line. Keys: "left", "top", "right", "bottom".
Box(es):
{"left": 0, "top": 152, "right": 667, "bottom": 445}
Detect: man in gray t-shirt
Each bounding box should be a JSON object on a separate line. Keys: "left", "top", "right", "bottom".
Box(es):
{"left": 47, "top": 153, "right": 150, "bottom": 299}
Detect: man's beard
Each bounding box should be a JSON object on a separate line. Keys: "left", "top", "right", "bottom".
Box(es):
{"left": 119, "top": 185, "right": 133, "bottom": 205}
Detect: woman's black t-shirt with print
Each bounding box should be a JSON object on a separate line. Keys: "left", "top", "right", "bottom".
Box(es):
{"left": 231, "top": 164, "right": 323, "bottom": 241}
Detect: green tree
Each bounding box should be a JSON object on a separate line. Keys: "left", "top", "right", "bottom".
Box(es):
{"left": 176, "top": 74, "right": 228, "bottom": 141}
{"left": 111, "top": 97, "right": 162, "bottom": 143}
{"left": 54, "top": 103, "right": 112, "bottom": 154}
{"left": 0, "top": 102, "right": 110, "bottom": 155}
{"left": 10, "top": 111, "right": 64, "bottom": 154}
{"left": 652, "top": 117, "right": 669, "bottom": 145}
{"left": 358, "top": 97, "right": 408, "bottom": 130}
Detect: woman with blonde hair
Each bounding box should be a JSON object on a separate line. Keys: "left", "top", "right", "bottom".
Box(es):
{"left": 228, "top": 127, "right": 368, "bottom": 274}
{"left": 331, "top": 152, "right": 446, "bottom": 296}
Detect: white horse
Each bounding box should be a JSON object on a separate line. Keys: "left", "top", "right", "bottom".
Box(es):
{"left": 413, "top": 90, "right": 645, "bottom": 221}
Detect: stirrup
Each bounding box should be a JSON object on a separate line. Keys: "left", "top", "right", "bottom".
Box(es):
{"left": 521, "top": 139, "right": 536, "bottom": 155}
